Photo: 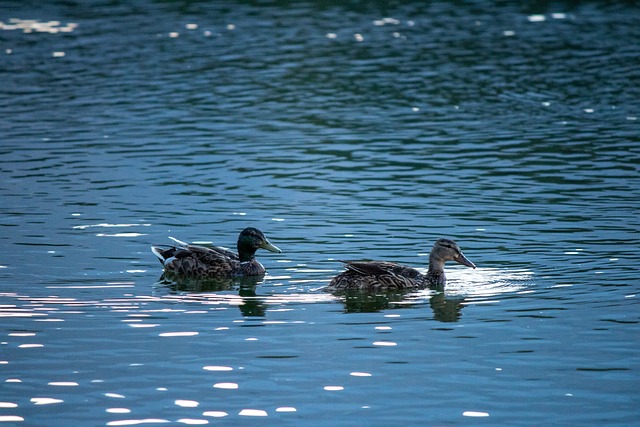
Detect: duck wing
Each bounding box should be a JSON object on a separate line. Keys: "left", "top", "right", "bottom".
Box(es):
{"left": 152, "top": 238, "right": 240, "bottom": 277}
{"left": 328, "top": 260, "right": 423, "bottom": 292}
{"left": 165, "top": 237, "right": 237, "bottom": 260}
{"left": 342, "top": 260, "right": 422, "bottom": 280}
{"left": 186, "top": 244, "right": 239, "bottom": 262}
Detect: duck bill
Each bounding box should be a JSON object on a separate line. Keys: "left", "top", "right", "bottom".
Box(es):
{"left": 456, "top": 252, "right": 476, "bottom": 269}
{"left": 260, "top": 240, "right": 282, "bottom": 253}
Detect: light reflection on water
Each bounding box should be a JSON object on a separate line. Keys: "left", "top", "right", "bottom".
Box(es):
{"left": 0, "top": 270, "right": 532, "bottom": 415}
{"left": 1, "top": 277, "right": 638, "bottom": 425}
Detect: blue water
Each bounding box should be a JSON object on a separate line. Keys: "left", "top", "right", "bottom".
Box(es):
{"left": 1, "top": 1, "right": 639, "bottom": 425}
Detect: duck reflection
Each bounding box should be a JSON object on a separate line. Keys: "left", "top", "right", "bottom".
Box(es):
{"left": 154, "top": 272, "right": 466, "bottom": 322}
{"left": 155, "top": 272, "right": 263, "bottom": 292}
{"left": 428, "top": 292, "right": 465, "bottom": 322}
{"left": 337, "top": 289, "right": 465, "bottom": 322}
{"left": 154, "top": 273, "right": 268, "bottom": 317}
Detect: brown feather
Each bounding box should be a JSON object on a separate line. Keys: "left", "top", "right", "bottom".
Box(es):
{"left": 327, "top": 238, "right": 475, "bottom": 292}
{"left": 151, "top": 228, "right": 280, "bottom": 279}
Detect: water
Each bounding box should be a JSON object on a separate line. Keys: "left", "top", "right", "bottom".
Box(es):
{"left": 1, "top": 1, "right": 639, "bottom": 425}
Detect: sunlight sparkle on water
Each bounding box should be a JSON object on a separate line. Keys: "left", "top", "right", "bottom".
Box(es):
{"left": 445, "top": 267, "right": 532, "bottom": 297}
{"left": 106, "top": 408, "right": 131, "bottom": 414}
{"left": 0, "top": 416, "right": 24, "bottom": 422}
{"left": 463, "top": 411, "right": 490, "bottom": 417}
{"left": 0, "top": 403, "right": 18, "bottom": 408}
{"left": 96, "top": 233, "right": 147, "bottom": 237}
{"left": 0, "top": 19, "right": 78, "bottom": 33}
{"left": 73, "top": 223, "right": 151, "bottom": 230}
{"left": 238, "top": 409, "right": 268, "bottom": 417}
{"left": 213, "top": 383, "right": 238, "bottom": 389}
{"left": 107, "top": 419, "right": 170, "bottom": 426}
{"left": 373, "top": 17, "right": 401, "bottom": 26}
{"left": 203, "top": 366, "right": 233, "bottom": 371}
{"left": 159, "top": 331, "right": 199, "bottom": 337}
{"left": 31, "top": 397, "right": 63, "bottom": 405}
{"left": 177, "top": 419, "right": 208, "bottom": 425}
{"left": 202, "top": 411, "right": 228, "bottom": 418}
{"left": 175, "top": 400, "right": 199, "bottom": 408}
{"left": 373, "top": 341, "right": 397, "bottom": 346}
{"left": 105, "top": 393, "right": 126, "bottom": 398}
{"left": 527, "top": 15, "right": 546, "bottom": 22}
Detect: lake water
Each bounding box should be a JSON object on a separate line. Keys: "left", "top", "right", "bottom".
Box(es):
{"left": 1, "top": 1, "right": 639, "bottom": 425}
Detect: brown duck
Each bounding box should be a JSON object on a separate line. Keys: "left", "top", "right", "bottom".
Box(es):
{"left": 151, "top": 227, "right": 281, "bottom": 278}
{"left": 327, "top": 238, "right": 475, "bottom": 292}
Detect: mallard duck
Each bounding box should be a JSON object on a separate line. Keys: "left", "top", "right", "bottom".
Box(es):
{"left": 151, "top": 227, "right": 281, "bottom": 278}
{"left": 327, "top": 238, "right": 475, "bottom": 292}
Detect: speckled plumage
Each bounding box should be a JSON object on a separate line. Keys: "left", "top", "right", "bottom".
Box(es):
{"left": 327, "top": 238, "right": 475, "bottom": 292}
{"left": 151, "top": 227, "right": 281, "bottom": 279}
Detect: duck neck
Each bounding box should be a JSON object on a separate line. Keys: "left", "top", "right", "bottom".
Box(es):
{"left": 240, "top": 260, "right": 265, "bottom": 276}
{"left": 426, "top": 254, "right": 446, "bottom": 287}
{"left": 237, "top": 242, "right": 257, "bottom": 262}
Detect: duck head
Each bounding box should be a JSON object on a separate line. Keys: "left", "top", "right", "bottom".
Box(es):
{"left": 237, "top": 227, "right": 281, "bottom": 261}
{"left": 430, "top": 238, "right": 476, "bottom": 269}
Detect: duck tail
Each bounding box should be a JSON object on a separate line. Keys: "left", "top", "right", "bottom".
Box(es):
{"left": 152, "top": 237, "right": 188, "bottom": 264}
{"left": 151, "top": 245, "right": 169, "bottom": 263}
{"left": 168, "top": 236, "right": 189, "bottom": 247}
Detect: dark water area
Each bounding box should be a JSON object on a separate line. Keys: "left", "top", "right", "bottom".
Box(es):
{"left": 1, "top": 1, "right": 639, "bottom": 425}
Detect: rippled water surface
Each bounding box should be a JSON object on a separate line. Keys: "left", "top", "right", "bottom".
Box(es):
{"left": 1, "top": 1, "right": 639, "bottom": 425}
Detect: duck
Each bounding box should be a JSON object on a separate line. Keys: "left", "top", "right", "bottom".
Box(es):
{"left": 151, "top": 227, "right": 281, "bottom": 278}
{"left": 326, "top": 238, "right": 475, "bottom": 292}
